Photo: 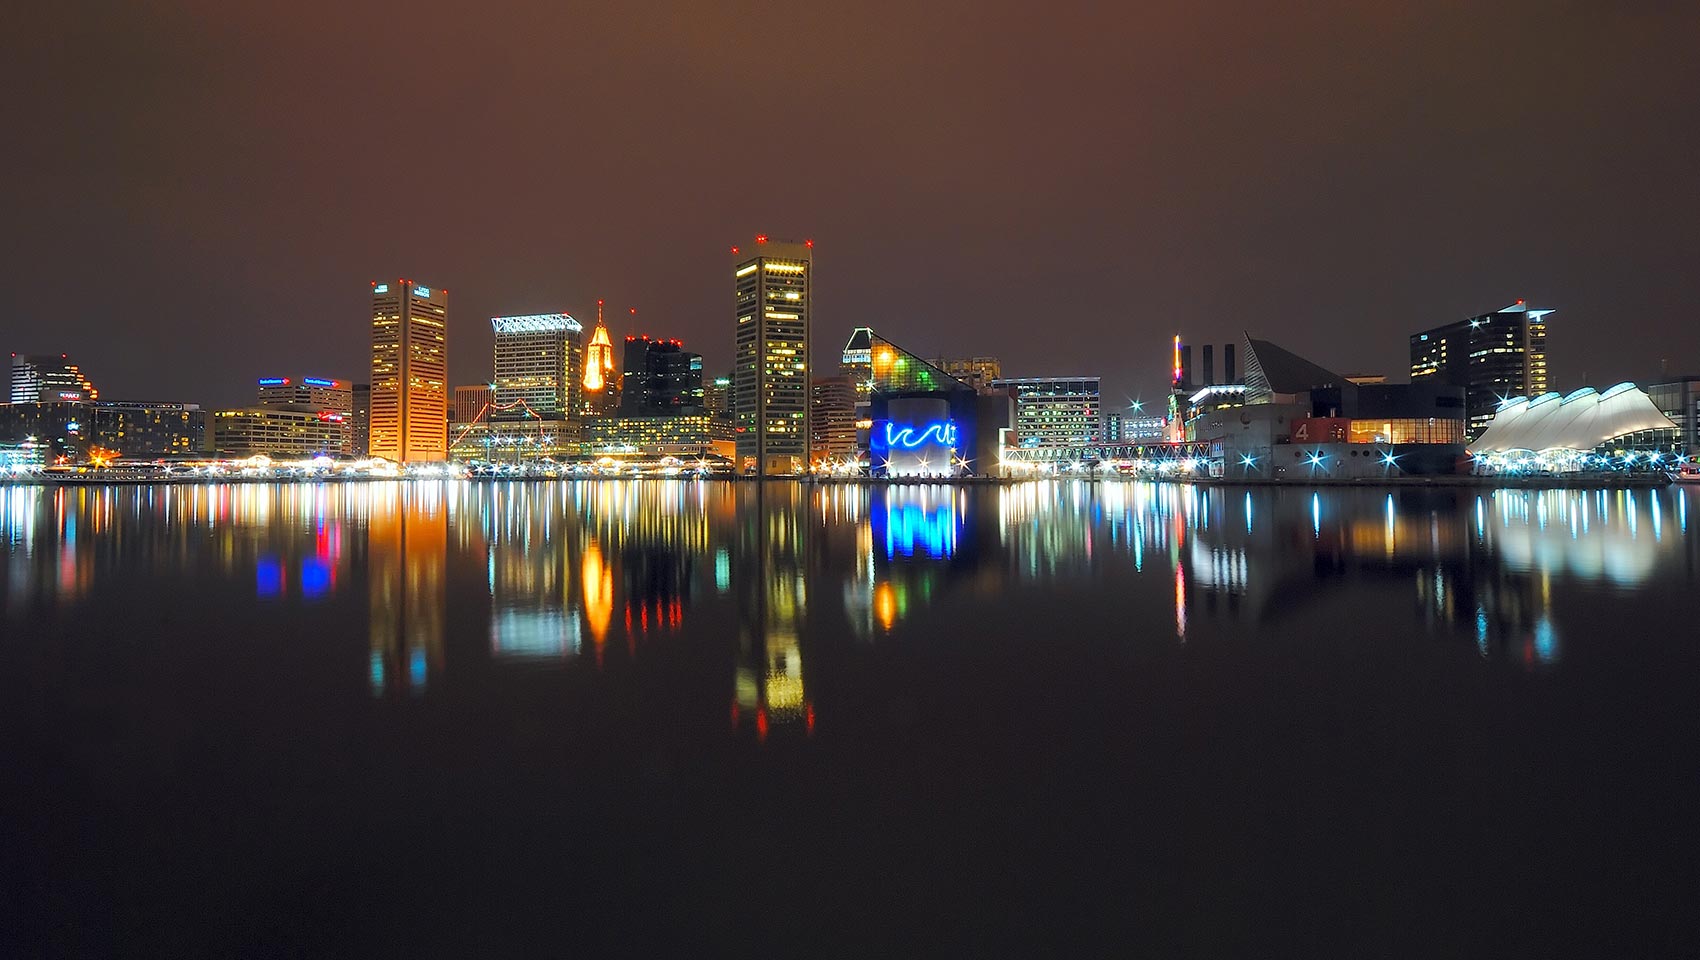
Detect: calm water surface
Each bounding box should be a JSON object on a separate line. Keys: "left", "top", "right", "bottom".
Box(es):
{"left": 3, "top": 481, "right": 1697, "bottom": 955}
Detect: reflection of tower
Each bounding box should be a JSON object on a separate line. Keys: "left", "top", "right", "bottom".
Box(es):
{"left": 368, "top": 484, "right": 447, "bottom": 696}
{"left": 487, "top": 496, "right": 578, "bottom": 660}
{"left": 582, "top": 300, "right": 618, "bottom": 417}
{"left": 581, "top": 539, "right": 613, "bottom": 661}
{"left": 734, "top": 484, "right": 812, "bottom": 739}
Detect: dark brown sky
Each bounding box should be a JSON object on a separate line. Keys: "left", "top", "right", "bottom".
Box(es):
{"left": 4, "top": 0, "right": 1698, "bottom": 409}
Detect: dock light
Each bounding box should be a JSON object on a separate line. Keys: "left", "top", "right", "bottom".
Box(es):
{"left": 1380, "top": 451, "right": 1400, "bottom": 467}
{"left": 1239, "top": 454, "right": 1257, "bottom": 467}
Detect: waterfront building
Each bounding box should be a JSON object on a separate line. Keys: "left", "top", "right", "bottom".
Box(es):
{"left": 582, "top": 301, "right": 619, "bottom": 417}
{"left": 257, "top": 376, "right": 354, "bottom": 453}
{"left": 491, "top": 313, "right": 581, "bottom": 422}
{"left": 10, "top": 353, "right": 99, "bottom": 403}
{"left": 581, "top": 413, "right": 734, "bottom": 458}
{"left": 856, "top": 328, "right": 1011, "bottom": 477}
{"left": 1645, "top": 376, "right": 1699, "bottom": 453}
{"left": 351, "top": 383, "right": 370, "bottom": 456}
{"left": 452, "top": 384, "right": 493, "bottom": 425}
{"left": 810, "top": 373, "right": 859, "bottom": 463}
{"left": 926, "top": 357, "right": 1002, "bottom": 394}
{"left": 1122, "top": 415, "right": 1167, "bottom": 441}
{"left": 733, "top": 236, "right": 811, "bottom": 475}
{"left": 1410, "top": 301, "right": 1552, "bottom": 440}
{"left": 370, "top": 279, "right": 448, "bottom": 463}
{"left": 0, "top": 400, "right": 203, "bottom": 458}
{"left": 1470, "top": 383, "right": 1679, "bottom": 469}
{"left": 209, "top": 407, "right": 345, "bottom": 458}
{"left": 620, "top": 335, "right": 703, "bottom": 415}
{"left": 989, "top": 377, "right": 1103, "bottom": 447}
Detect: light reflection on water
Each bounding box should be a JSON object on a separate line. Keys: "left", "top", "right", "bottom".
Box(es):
{"left": 1, "top": 481, "right": 1695, "bottom": 696}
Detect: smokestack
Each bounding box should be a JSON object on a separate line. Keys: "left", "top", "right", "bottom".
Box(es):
{"left": 1202, "top": 345, "right": 1215, "bottom": 386}
{"left": 1180, "top": 346, "right": 1193, "bottom": 388}
{"left": 1224, "top": 343, "right": 1237, "bottom": 383}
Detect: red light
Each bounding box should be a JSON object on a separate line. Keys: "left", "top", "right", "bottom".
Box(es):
{"left": 1516, "top": 298, "right": 1525, "bottom": 304}
{"left": 597, "top": 298, "right": 604, "bottom": 306}
{"left": 755, "top": 234, "right": 768, "bottom": 244}
{"left": 805, "top": 239, "right": 813, "bottom": 248}
{"left": 730, "top": 246, "right": 739, "bottom": 254}
{"left": 756, "top": 707, "right": 769, "bottom": 741}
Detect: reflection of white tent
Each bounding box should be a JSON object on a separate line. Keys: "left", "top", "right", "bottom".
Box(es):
{"left": 1470, "top": 383, "right": 1676, "bottom": 453}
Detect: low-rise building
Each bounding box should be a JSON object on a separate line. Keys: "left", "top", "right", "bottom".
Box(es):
{"left": 209, "top": 406, "right": 345, "bottom": 458}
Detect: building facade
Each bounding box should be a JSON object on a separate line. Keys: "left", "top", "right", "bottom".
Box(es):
{"left": 257, "top": 376, "right": 354, "bottom": 453}
{"left": 989, "top": 377, "right": 1103, "bottom": 447}
{"left": 370, "top": 279, "right": 448, "bottom": 462}
{"left": 351, "top": 383, "right": 370, "bottom": 456}
{"left": 581, "top": 413, "right": 735, "bottom": 456}
{"left": 1122, "top": 415, "right": 1167, "bottom": 441}
{"left": 0, "top": 400, "right": 202, "bottom": 458}
{"left": 491, "top": 313, "right": 581, "bottom": 422}
{"left": 926, "top": 357, "right": 1002, "bottom": 394}
{"left": 10, "top": 353, "right": 99, "bottom": 403}
{"left": 1410, "top": 301, "right": 1552, "bottom": 440}
{"left": 619, "top": 336, "right": 703, "bottom": 415}
{"left": 810, "top": 373, "right": 859, "bottom": 463}
{"left": 453, "top": 384, "right": 493, "bottom": 424}
{"left": 733, "top": 237, "right": 811, "bottom": 475}
{"left": 210, "top": 407, "right": 345, "bottom": 458}
{"left": 1645, "top": 376, "right": 1700, "bottom": 453}
{"left": 582, "top": 302, "right": 619, "bottom": 417}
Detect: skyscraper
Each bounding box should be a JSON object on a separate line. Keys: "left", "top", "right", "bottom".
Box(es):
{"left": 810, "top": 373, "right": 858, "bottom": 463}
{"left": 370, "top": 279, "right": 448, "bottom": 463}
{"left": 491, "top": 313, "right": 581, "bottom": 421}
{"left": 1410, "top": 300, "right": 1552, "bottom": 440}
{"left": 452, "top": 384, "right": 492, "bottom": 424}
{"left": 620, "top": 335, "right": 703, "bottom": 415}
{"left": 10, "top": 353, "right": 99, "bottom": 403}
{"left": 581, "top": 300, "right": 618, "bottom": 417}
{"left": 257, "top": 376, "right": 354, "bottom": 454}
{"left": 733, "top": 236, "right": 811, "bottom": 475}
{"left": 988, "top": 377, "right": 1103, "bottom": 446}
{"left": 351, "top": 383, "right": 370, "bottom": 456}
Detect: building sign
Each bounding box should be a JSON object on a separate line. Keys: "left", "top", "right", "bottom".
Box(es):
{"left": 1289, "top": 418, "right": 1349, "bottom": 443}
{"left": 303, "top": 377, "right": 338, "bottom": 388}
{"left": 373, "top": 283, "right": 389, "bottom": 294}
{"left": 413, "top": 285, "right": 431, "bottom": 298}
{"left": 258, "top": 377, "right": 289, "bottom": 386}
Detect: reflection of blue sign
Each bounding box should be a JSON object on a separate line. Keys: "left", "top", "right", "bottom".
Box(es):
{"left": 884, "top": 421, "right": 957, "bottom": 449}
{"left": 299, "top": 558, "right": 331, "bottom": 599}
{"left": 303, "top": 377, "right": 336, "bottom": 388}
{"left": 256, "top": 556, "right": 284, "bottom": 598}
{"left": 373, "top": 283, "right": 389, "bottom": 294}
{"left": 413, "top": 285, "right": 431, "bottom": 298}
{"left": 876, "top": 500, "right": 958, "bottom": 559}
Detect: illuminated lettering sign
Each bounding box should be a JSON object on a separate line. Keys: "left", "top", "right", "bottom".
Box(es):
{"left": 372, "top": 283, "right": 389, "bottom": 294}
{"left": 317, "top": 411, "right": 345, "bottom": 422}
{"left": 884, "top": 421, "right": 958, "bottom": 449}
{"left": 57, "top": 391, "right": 82, "bottom": 400}
{"left": 303, "top": 377, "right": 337, "bottom": 388}
{"left": 413, "top": 285, "right": 432, "bottom": 298}
{"left": 258, "top": 377, "right": 289, "bottom": 386}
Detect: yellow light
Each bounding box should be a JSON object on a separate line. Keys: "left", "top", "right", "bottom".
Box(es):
{"left": 763, "top": 263, "right": 806, "bottom": 274}
{"left": 735, "top": 264, "right": 759, "bottom": 277}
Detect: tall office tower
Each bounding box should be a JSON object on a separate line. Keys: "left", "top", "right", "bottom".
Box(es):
{"left": 10, "top": 353, "right": 99, "bottom": 403}
{"left": 351, "top": 383, "right": 370, "bottom": 456}
{"left": 1410, "top": 300, "right": 1552, "bottom": 440}
{"left": 370, "top": 279, "right": 448, "bottom": 463}
{"left": 732, "top": 236, "right": 812, "bottom": 475}
{"left": 988, "top": 377, "right": 1103, "bottom": 446}
{"left": 926, "top": 357, "right": 1003, "bottom": 394}
{"left": 582, "top": 300, "right": 619, "bottom": 416}
{"left": 619, "top": 336, "right": 703, "bottom": 414}
{"left": 452, "top": 384, "right": 493, "bottom": 424}
{"left": 490, "top": 313, "right": 582, "bottom": 421}
{"left": 256, "top": 376, "right": 354, "bottom": 453}
{"left": 809, "top": 373, "right": 858, "bottom": 462}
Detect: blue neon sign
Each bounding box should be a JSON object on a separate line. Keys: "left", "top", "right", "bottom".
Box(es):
{"left": 303, "top": 377, "right": 336, "bottom": 388}
{"left": 883, "top": 420, "right": 957, "bottom": 449}
{"left": 372, "top": 283, "right": 389, "bottom": 294}
{"left": 413, "top": 285, "right": 431, "bottom": 298}
{"left": 258, "top": 377, "right": 288, "bottom": 386}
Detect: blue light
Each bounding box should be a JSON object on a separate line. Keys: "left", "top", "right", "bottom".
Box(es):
{"left": 258, "top": 377, "right": 288, "bottom": 386}
{"left": 1239, "top": 454, "right": 1257, "bottom": 467}
{"left": 883, "top": 420, "right": 958, "bottom": 449}
{"left": 256, "top": 556, "right": 284, "bottom": 598}
{"left": 413, "top": 285, "right": 432, "bottom": 298}
{"left": 409, "top": 647, "right": 427, "bottom": 689}
{"left": 1380, "top": 450, "right": 1400, "bottom": 467}
{"left": 299, "top": 558, "right": 331, "bottom": 599}
{"left": 372, "top": 283, "right": 389, "bottom": 294}
{"left": 303, "top": 377, "right": 336, "bottom": 388}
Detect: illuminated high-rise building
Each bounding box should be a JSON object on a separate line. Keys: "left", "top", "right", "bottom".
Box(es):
{"left": 491, "top": 313, "right": 582, "bottom": 421}
{"left": 370, "top": 279, "right": 448, "bottom": 463}
{"left": 1410, "top": 300, "right": 1552, "bottom": 440}
{"left": 10, "top": 353, "right": 99, "bottom": 403}
{"left": 351, "top": 383, "right": 370, "bottom": 456}
{"left": 810, "top": 373, "right": 858, "bottom": 462}
{"left": 989, "top": 377, "right": 1103, "bottom": 447}
{"left": 620, "top": 335, "right": 703, "bottom": 415}
{"left": 256, "top": 375, "right": 354, "bottom": 454}
{"left": 733, "top": 236, "right": 811, "bottom": 475}
{"left": 581, "top": 300, "right": 618, "bottom": 416}
{"left": 925, "top": 357, "right": 1002, "bottom": 394}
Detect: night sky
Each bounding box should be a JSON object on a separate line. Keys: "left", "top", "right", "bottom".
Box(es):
{"left": 4, "top": 1, "right": 1698, "bottom": 409}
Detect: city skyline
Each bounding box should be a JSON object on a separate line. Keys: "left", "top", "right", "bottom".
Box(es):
{"left": 5, "top": 3, "right": 1698, "bottom": 410}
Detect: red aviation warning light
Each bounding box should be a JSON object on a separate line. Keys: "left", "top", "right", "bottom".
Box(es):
{"left": 755, "top": 234, "right": 768, "bottom": 244}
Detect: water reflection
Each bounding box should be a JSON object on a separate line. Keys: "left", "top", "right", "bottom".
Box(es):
{"left": 1, "top": 482, "right": 1695, "bottom": 700}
